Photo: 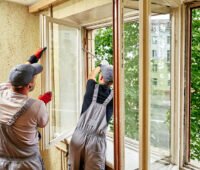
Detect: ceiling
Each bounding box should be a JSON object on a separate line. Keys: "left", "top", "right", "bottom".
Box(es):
{"left": 6, "top": 0, "right": 38, "bottom": 6}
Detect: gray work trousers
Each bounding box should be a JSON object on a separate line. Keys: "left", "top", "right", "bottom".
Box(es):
{"left": 69, "top": 129, "right": 106, "bottom": 170}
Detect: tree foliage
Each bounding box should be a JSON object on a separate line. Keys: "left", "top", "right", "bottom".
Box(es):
{"left": 191, "top": 9, "right": 200, "bottom": 161}
{"left": 95, "top": 28, "right": 113, "bottom": 65}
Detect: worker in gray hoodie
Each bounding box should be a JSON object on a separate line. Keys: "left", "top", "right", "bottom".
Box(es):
{"left": 0, "top": 47, "right": 51, "bottom": 170}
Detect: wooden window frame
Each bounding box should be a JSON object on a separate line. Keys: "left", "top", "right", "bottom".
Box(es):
{"left": 184, "top": 1, "right": 200, "bottom": 169}
{"left": 86, "top": 1, "right": 173, "bottom": 169}
{"left": 37, "top": 1, "right": 193, "bottom": 170}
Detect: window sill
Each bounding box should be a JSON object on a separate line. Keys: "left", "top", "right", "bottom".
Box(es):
{"left": 64, "top": 134, "right": 174, "bottom": 170}
{"left": 105, "top": 136, "right": 174, "bottom": 170}
{"left": 181, "top": 163, "right": 200, "bottom": 170}
{"left": 62, "top": 134, "right": 200, "bottom": 170}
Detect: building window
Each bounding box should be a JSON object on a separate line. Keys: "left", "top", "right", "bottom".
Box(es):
{"left": 167, "top": 50, "right": 170, "bottom": 61}
{"left": 152, "top": 64, "right": 158, "bottom": 72}
{"left": 168, "top": 80, "right": 170, "bottom": 86}
{"left": 152, "top": 36, "right": 158, "bottom": 44}
{"left": 151, "top": 24, "right": 157, "bottom": 32}
{"left": 167, "top": 63, "right": 170, "bottom": 72}
{"left": 152, "top": 78, "right": 158, "bottom": 86}
{"left": 166, "top": 22, "right": 171, "bottom": 32}
{"left": 159, "top": 23, "right": 166, "bottom": 32}
{"left": 152, "top": 50, "right": 157, "bottom": 58}
{"left": 167, "top": 36, "right": 171, "bottom": 44}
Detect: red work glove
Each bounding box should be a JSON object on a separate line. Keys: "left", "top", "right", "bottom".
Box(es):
{"left": 28, "top": 47, "right": 47, "bottom": 64}
{"left": 38, "top": 91, "right": 52, "bottom": 104}
{"left": 34, "top": 47, "right": 47, "bottom": 59}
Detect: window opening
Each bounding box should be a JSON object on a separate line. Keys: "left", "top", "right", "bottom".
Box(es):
{"left": 150, "top": 14, "right": 171, "bottom": 164}
{"left": 189, "top": 8, "right": 200, "bottom": 166}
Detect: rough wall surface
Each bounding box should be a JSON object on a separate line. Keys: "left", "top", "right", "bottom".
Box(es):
{"left": 0, "top": 2, "right": 65, "bottom": 170}
{"left": 0, "top": 1, "right": 40, "bottom": 97}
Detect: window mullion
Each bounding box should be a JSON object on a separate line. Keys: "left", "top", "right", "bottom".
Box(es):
{"left": 139, "top": 0, "right": 151, "bottom": 169}
{"left": 113, "top": 0, "right": 125, "bottom": 170}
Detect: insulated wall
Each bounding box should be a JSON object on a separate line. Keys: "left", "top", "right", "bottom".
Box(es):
{"left": 0, "top": 1, "right": 40, "bottom": 98}
{"left": 0, "top": 2, "right": 69, "bottom": 170}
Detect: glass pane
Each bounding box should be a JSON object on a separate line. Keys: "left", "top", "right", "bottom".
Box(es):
{"left": 150, "top": 14, "right": 171, "bottom": 166}
{"left": 124, "top": 20, "right": 139, "bottom": 170}
{"left": 190, "top": 8, "right": 200, "bottom": 166}
{"left": 122, "top": 3, "right": 140, "bottom": 169}
{"left": 48, "top": 22, "right": 79, "bottom": 140}
{"left": 124, "top": 21, "right": 139, "bottom": 141}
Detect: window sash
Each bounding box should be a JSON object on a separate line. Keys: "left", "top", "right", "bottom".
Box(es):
{"left": 185, "top": 2, "right": 200, "bottom": 168}
{"left": 40, "top": 15, "right": 82, "bottom": 147}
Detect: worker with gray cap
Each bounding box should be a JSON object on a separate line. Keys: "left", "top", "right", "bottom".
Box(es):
{"left": 0, "top": 48, "right": 51, "bottom": 170}
{"left": 69, "top": 61, "right": 113, "bottom": 170}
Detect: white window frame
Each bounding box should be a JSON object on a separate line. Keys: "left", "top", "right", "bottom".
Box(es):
{"left": 170, "top": 6, "right": 185, "bottom": 168}
{"left": 40, "top": 15, "right": 83, "bottom": 148}
{"left": 170, "top": 3, "right": 200, "bottom": 170}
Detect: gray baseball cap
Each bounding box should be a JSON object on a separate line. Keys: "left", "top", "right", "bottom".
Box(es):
{"left": 9, "top": 63, "right": 43, "bottom": 87}
{"left": 100, "top": 64, "right": 113, "bottom": 83}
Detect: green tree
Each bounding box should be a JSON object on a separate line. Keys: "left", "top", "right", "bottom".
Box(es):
{"left": 95, "top": 28, "right": 113, "bottom": 65}
{"left": 191, "top": 9, "right": 200, "bottom": 161}
{"left": 123, "top": 22, "right": 139, "bottom": 139}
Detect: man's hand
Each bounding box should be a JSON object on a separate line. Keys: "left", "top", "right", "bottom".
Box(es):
{"left": 38, "top": 91, "right": 52, "bottom": 104}
{"left": 88, "top": 66, "right": 101, "bottom": 81}
{"left": 27, "top": 47, "right": 47, "bottom": 64}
